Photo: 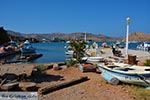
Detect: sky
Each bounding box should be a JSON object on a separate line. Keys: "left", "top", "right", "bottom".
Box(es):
{"left": 0, "top": 0, "right": 149, "bottom": 37}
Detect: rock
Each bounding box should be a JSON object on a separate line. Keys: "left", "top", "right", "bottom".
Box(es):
{"left": 2, "top": 73, "right": 18, "bottom": 81}
{"left": 53, "top": 64, "right": 61, "bottom": 71}
{"left": 60, "top": 65, "right": 68, "bottom": 69}
{"left": 18, "top": 73, "right": 27, "bottom": 81}
{"left": 19, "top": 82, "right": 37, "bottom": 91}
{"left": 58, "top": 62, "right": 66, "bottom": 66}
{"left": 44, "top": 64, "right": 53, "bottom": 69}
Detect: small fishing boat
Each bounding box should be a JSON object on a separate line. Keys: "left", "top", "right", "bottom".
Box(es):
{"left": 0, "top": 41, "right": 19, "bottom": 58}
{"left": 97, "top": 63, "right": 150, "bottom": 87}
{"left": 65, "top": 49, "right": 74, "bottom": 55}
{"left": 20, "top": 40, "right": 36, "bottom": 54}
{"left": 65, "top": 41, "right": 74, "bottom": 55}
{"left": 82, "top": 56, "right": 104, "bottom": 62}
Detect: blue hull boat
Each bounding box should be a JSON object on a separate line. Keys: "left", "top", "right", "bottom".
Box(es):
{"left": 20, "top": 40, "right": 35, "bottom": 54}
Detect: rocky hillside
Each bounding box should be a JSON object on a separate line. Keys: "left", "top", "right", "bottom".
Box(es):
{"left": 1, "top": 27, "right": 149, "bottom": 43}
{"left": 6, "top": 31, "right": 150, "bottom": 42}
{"left": 122, "top": 32, "right": 150, "bottom": 42}
{"left": 0, "top": 27, "right": 10, "bottom": 45}
{"left": 129, "top": 32, "right": 150, "bottom": 42}
{"left": 6, "top": 31, "right": 118, "bottom": 42}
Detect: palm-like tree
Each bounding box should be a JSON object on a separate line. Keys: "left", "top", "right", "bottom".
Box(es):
{"left": 69, "top": 40, "right": 87, "bottom": 63}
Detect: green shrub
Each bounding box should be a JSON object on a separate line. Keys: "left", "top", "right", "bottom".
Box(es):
{"left": 66, "top": 58, "right": 79, "bottom": 67}
{"left": 69, "top": 40, "right": 86, "bottom": 63}
{"left": 35, "top": 64, "right": 47, "bottom": 71}
{"left": 144, "top": 59, "right": 150, "bottom": 66}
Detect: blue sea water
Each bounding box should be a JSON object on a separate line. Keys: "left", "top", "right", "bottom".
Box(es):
{"left": 30, "top": 42, "right": 140, "bottom": 64}
{"left": 31, "top": 42, "right": 66, "bottom": 64}
{"left": 0, "top": 42, "right": 141, "bottom": 64}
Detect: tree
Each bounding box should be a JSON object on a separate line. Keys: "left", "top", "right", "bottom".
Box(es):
{"left": 69, "top": 40, "right": 87, "bottom": 63}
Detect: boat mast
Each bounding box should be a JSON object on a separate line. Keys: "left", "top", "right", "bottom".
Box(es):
{"left": 125, "top": 17, "right": 130, "bottom": 57}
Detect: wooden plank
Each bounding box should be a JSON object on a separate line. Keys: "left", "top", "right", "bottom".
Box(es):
{"left": 38, "top": 76, "right": 88, "bottom": 94}
{"left": 0, "top": 82, "right": 19, "bottom": 90}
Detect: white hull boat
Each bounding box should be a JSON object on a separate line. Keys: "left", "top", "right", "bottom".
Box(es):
{"left": 82, "top": 57, "right": 104, "bottom": 62}
{"left": 97, "top": 63, "right": 150, "bottom": 87}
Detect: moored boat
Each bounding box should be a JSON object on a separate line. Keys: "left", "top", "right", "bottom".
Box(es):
{"left": 65, "top": 41, "right": 74, "bottom": 55}
{"left": 20, "top": 40, "right": 36, "bottom": 54}
{"left": 0, "top": 41, "right": 20, "bottom": 58}
{"left": 65, "top": 49, "right": 74, "bottom": 55}
{"left": 137, "top": 42, "right": 150, "bottom": 51}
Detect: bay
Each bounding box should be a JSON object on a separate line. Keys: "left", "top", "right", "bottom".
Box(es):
{"left": 0, "top": 42, "right": 141, "bottom": 64}
{"left": 31, "top": 42, "right": 66, "bottom": 64}
{"left": 31, "top": 42, "right": 140, "bottom": 64}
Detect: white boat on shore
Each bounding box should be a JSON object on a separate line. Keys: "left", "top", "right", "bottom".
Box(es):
{"left": 97, "top": 63, "right": 150, "bottom": 87}
{"left": 82, "top": 56, "right": 104, "bottom": 62}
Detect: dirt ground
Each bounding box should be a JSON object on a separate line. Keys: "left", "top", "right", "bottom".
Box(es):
{"left": 38, "top": 66, "right": 136, "bottom": 100}
{"left": 1, "top": 49, "right": 150, "bottom": 100}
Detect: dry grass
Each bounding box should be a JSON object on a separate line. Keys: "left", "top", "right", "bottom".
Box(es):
{"left": 129, "top": 85, "right": 150, "bottom": 100}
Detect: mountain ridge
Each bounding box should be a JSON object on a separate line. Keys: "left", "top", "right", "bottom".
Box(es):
{"left": 6, "top": 30, "right": 119, "bottom": 42}
{"left": 4, "top": 28, "right": 150, "bottom": 42}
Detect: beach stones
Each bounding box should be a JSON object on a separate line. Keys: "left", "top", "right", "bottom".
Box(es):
{"left": 19, "top": 82, "right": 37, "bottom": 91}
{"left": 53, "top": 63, "right": 61, "bottom": 70}
{"left": 2, "top": 73, "right": 18, "bottom": 81}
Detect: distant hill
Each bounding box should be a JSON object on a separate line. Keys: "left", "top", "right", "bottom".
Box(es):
{"left": 122, "top": 32, "right": 150, "bottom": 42}
{"left": 1, "top": 28, "right": 149, "bottom": 43}
{"left": 6, "top": 30, "right": 118, "bottom": 42}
